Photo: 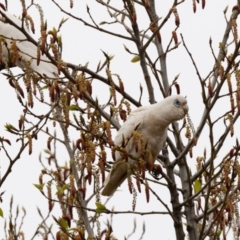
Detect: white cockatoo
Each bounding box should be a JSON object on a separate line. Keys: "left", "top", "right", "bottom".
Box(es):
{"left": 0, "top": 8, "right": 58, "bottom": 78}
{"left": 101, "top": 95, "right": 189, "bottom": 196}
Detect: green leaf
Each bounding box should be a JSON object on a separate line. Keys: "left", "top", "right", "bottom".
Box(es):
{"left": 216, "top": 230, "right": 222, "bottom": 237}
{"left": 57, "top": 35, "right": 62, "bottom": 46}
{"left": 101, "top": 50, "right": 114, "bottom": 62}
{"left": 131, "top": 55, "right": 140, "bottom": 63}
{"left": 59, "top": 218, "right": 68, "bottom": 230}
{"left": 193, "top": 179, "right": 201, "bottom": 194}
{"left": 61, "top": 184, "right": 68, "bottom": 191}
{"left": 43, "top": 149, "right": 52, "bottom": 155}
{"left": 56, "top": 185, "right": 68, "bottom": 195}
{"left": 0, "top": 208, "right": 3, "bottom": 217}
{"left": 56, "top": 186, "right": 63, "bottom": 195}
{"left": 108, "top": 55, "right": 114, "bottom": 61}
{"left": 68, "top": 105, "right": 80, "bottom": 111}
{"left": 33, "top": 183, "right": 44, "bottom": 191}
{"left": 41, "top": 85, "right": 48, "bottom": 90}
{"left": 95, "top": 202, "right": 107, "bottom": 213}
{"left": 53, "top": 27, "right": 57, "bottom": 34}
{"left": 60, "top": 17, "right": 69, "bottom": 25}
{"left": 5, "top": 123, "right": 17, "bottom": 131}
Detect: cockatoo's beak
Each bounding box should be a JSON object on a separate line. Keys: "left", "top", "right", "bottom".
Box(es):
{"left": 183, "top": 103, "right": 189, "bottom": 113}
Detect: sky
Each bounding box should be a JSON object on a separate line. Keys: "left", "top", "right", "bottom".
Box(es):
{"left": 0, "top": 0, "right": 238, "bottom": 239}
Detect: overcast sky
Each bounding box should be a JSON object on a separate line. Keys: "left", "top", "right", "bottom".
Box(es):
{"left": 0, "top": 0, "right": 238, "bottom": 239}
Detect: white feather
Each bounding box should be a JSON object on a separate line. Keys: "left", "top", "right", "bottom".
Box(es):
{"left": 0, "top": 10, "right": 58, "bottom": 78}
{"left": 102, "top": 95, "right": 189, "bottom": 196}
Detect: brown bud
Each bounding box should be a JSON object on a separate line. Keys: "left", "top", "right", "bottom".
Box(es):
{"left": 70, "top": 0, "right": 73, "bottom": 8}
{"left": 193, "top": 1, "right": 197, "bottom": 13}
{"left": 49, "top": 85, "right": 55, "bottom": 103}
{"left": 144, "top": 0, "right": 150, "bottom": 8}
{"left": 172, "top": 31, "right": 178, "bottom": 45}
{"left": 208, "top": 80, "right": 213, "bottom": 98}
{"left": 47, "top": 137, "right": 52, "bottom": 151}
{"left": 0, "top": 3, "right": 6, "bottom": 10}
{"left": 120, "top": 109, "right": 127, "bottom": 122}
{"left": 132, "top": 13, "right": 137, "bottom": 26}
{"left": 232, "top": 6, "right": 239, "bottom": 12}
{"left": 189, "top": 148, "right": 193, "bottom": 158}
{"left": 18, "top": 118, "right": 23, "bottom": 130}
{"left": 8, "top": 79, "right": 15, "bottom": 88}
{"left": 229, "top": 148, "right": 234, "bottom": 158}
{"left": 22, "top": 9, "right": 27, "bottom": 18}
{"left": 16, "top": 84, "right": 24, "bottom": 98}
{"left": 111, "top": 147, "right": 116, "bottom": 161}
{"left": 174, "top": 82, "right": 180, "bottom": 94}
{"left": 56, "top": 231, "right": 61, "bottom": 240}
{"left": 194, "top": 137, "right": 198, "bottom": 146}
{"left": 145, "top": 180, "right": 150, "bottom": 203}
{"left": 86, "top": 81, "right": 92, "bottom": 95}
{"left": 54, "top": 80, "right": 60, "bottom": 97}
{"left": 39, "top": 174, "right": 43, "bottom": 185}
{"left": 157, "top": 32, "right": 161, "bottom": 43}
{"left": 76, "top": 139, "right": 82, "bottom": 150}
{"left": 127, "top": 175, "right": 133, "bottom": 194}
{"left": 135, "top": 171, "right": 141, "bottom": 193}
{"left": 119, "top": 79, "right": 125, "bottom": 95}
{"left": 175, "top": 16, "right": 180, "bottom": 27}
{"left": 78, "top": 187, "right": 86, "bottom": 200}
{"left": 3, "top": 138, "right": 11, "bottom": 146}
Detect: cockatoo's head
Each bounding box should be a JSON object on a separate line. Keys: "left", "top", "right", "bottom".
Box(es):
{"left": 160, "top": 95, "right": 188, "bottom": 123}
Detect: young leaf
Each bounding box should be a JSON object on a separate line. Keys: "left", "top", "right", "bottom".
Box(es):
{"left": 95, "top": 202, "right": 107, "bottom": 213}
{"left": 0, "top": 208, "right": 3, "bottom": 217}
{"left": 131, "top": 55, "right": 140, "bottom": 63}
{"left": 59, "top": 218, "right": 69, "bottom": 229}
{"left": 193, "top": 179, "right": 201, "bottom": 194}
{"left": 33, "top": 183, "right": 44, "bottom": 191}
{"left": 68, "top": 105, "right": 80, "bottom": 111}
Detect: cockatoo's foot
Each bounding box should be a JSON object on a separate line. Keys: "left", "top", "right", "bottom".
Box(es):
{"left": 150, "top": 164, "right": 162, "bottom": 179}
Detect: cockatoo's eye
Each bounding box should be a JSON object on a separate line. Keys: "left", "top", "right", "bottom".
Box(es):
{"left": 174, "top": 99, "right": 180, "bottom": 108}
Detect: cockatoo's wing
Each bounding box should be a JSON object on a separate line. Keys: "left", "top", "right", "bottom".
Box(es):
{"left": 102, "top": 95, "right": 189, "bottom": 196}
{"left": 101, "top": 109, "right": 147, "bottom": 196}
{"left": 101, "top": 160, "right": 129, "bottom": 196}
{"left": 114, "top": 104, "right": 168, "bottom": 160}
{"left": 0, "top": 10, "right": 58, "bottom": 78}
